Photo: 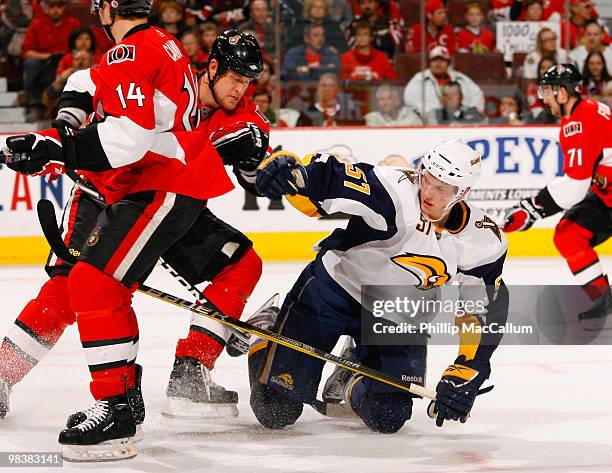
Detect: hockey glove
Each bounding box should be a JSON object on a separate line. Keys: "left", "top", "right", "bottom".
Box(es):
{"left": 256, "top": 151, "right": 308, "bottom": 200}
{"left": 3, "top": 129, "right": 65, "bottom": 176}
{"left": 427, "top": 357, "right": 490, "bottom": 427}
{"left": 502, "top": 197, "right": 546, "bottom": 232}
{"left": 211, "top": 122, "right": 269, "bottom": 167}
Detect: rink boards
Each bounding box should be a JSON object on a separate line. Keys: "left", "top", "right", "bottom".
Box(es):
{"left": 1, "top": 125, "right": 611, "bottom": 264}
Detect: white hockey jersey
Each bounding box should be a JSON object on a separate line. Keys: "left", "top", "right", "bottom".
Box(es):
{"left": 287, "top": 153, "right": 508, "bottom": 302}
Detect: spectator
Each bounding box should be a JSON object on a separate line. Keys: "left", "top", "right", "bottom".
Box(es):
{"left": 457, "top": 2, "right": 496, "bottom": 54}
{"left": 283, "top": 23, "right": 340, "bottom": 81}
{"left": 427, "top": 81, "right": 485, "bottom": 125}
{"left": 340, "top": 21, "right": 398, "bottom": 81}
{"left": 200, "top": 22, "right": 218, "bottom": 61}
{"left": 303, "top": 73, "right": 360, "bottom": 126}
{"left": 403, "top": 46, "right": 484, "bottom": 118}
{"left": 302, "top": 73, "right": 337, "bottom": 126}
{"left": 55, "top": 27, "right": 96, "bottom": 78}
{"left": 490, "top": 94, "right": 528, "bottom": 125}
{"left": 523, "top": 0, "right": 543, "bottom": 21}
{"left": 405, "top": 0, "right": 455, "bottom": 56}
{"left": 43, "top": 49, "right": 93, "bottom": 114}
{"left": 328, "top": 0, "right": 353, "bottom": 31}
{"left": 560, "top": 0, "right": 610, "bottom": 50}
{"left": 525, "top": 56, "right": 555, "bottom": 119}
{"left": 522, "top": 28, "right": 570, "bottom": 79}
{"left": 252, "top": 87, "right": 286, "bottom": 125}
{"left": 238, "top": 0, "right": 278, "bottom": 55}
{"left": 511, "top": 0, "right": 543, "bottom": 21}
{"left": 582, "top": 51, "right": 611, "bottom": 100}
{"left": 288, "top": 0, "right": 347, "bottom": 53}
{"left": 350, "top": 0, "right": 403, "bottom": 59}
{"left": 21, "top": 0, "right": 79, "bottom": 122}
{"left": 158, "top": 1, "right": 188, "bottom": 39}
{"left": 181, "top": 28, "right": 207, "bottom": 76}
{"left": 364, "top": 84, "right": 422, "bottom": 126}
{"left": 570, "top": 20, "right": 612, "bottom": 76}
{"left": 279, "top": 0, "right": 353, "bottom": 33}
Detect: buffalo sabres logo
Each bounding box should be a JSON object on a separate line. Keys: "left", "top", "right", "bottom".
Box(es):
{"left": 475, "top": 215, "right": 502, "bottom": 242}
{"left": 270, "top": 373, "right": 294, "bottom": 391}
{"left": 107, "top": 44, "right": 135, "bottom": 65}
{"left": 390, "top": 253, "right": 450, "bottom": 290}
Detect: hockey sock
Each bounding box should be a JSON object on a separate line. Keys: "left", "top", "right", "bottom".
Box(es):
{"left": 175, "top": 247, "right": 262, "bottom": 369}
{"left": 69, "top": 262, "right": 136, "bottom": 399}
{"left": 554, "top": 219, "right": 609, "bottom": 301}
{"left": 0, "top": 275, "right": 75, "bottom": 385}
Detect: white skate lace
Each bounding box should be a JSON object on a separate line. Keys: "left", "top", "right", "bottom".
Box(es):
{"left": 76, "top": 400, "right": 109, "bottom": 431}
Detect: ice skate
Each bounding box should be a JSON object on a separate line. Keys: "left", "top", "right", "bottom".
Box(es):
{"left": 162, "top": 357, "right": 239, "bottom": 419}
{"left": 59, "top": 394, "right": 137, "bottom": 462}
{"left": 65, "top": 364, "right": 144, "bottom": 442}
{"left": 579, "top": 287, "right": 612, "bottom": 331}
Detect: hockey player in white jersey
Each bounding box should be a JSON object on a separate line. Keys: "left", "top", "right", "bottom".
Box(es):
{"left": 249, "top": 139, "right": 509, "bottom": 432}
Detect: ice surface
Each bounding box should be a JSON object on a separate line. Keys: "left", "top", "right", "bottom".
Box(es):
{"left": 1, "top": 259, "right": 612, "bottom": 473}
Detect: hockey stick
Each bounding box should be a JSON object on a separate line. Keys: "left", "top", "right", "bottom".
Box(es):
{"left": 35, "top": 198, "right": 437, "bottom": 399}
{"left": 65, "top": 170, "right": 250, "bottom": 355}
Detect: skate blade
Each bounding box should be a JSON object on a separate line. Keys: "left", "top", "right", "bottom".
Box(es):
{"left": 161, "top": 397, "right": 239, "bottom": 419}
{"left": 579, "top": 315, "right": 612, "bottom": 331}
{"left": 61, "top": 437, "right": 136, "bottom": 462}
{"left": 311, "top": 400, "right": 358, "bottom": 419}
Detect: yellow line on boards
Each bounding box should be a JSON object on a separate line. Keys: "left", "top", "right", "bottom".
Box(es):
{"left": 1, "top": 230, "right": 612, "bottom": 265}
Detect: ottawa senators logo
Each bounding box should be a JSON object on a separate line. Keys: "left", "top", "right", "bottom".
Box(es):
{"left": 87, "top": 226, "right": 101, "bottom": 247}
{"left": 107, "top": 44, "right": 135, "bottom": 65}
{"left": 475, "top": 215, "right": 502, "bottom": 242}
{"left": 563, "top": 121, "right": 582, "bottom": 137}
{"left": 390, "top": 253, "right": 450, "bottom": 290}
{"left": 594, "top": 173, "right": 607, "bottom": 191}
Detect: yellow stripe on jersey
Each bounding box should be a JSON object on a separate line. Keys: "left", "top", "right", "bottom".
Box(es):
{"left": 455, "top": 314, "right": 482, "bottom": 362}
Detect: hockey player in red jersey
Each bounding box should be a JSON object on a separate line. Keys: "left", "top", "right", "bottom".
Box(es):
{"left": 1, "top": 0, "right": 238, "bottom": 461}
{"left": 162, "top": 30, "right": 273, "bottom": 420}
{"left": 0, "top": 29, "right": 269, "bottom": 455}
{"left": 503, "top": 64, "right": 612, "bottom": 329}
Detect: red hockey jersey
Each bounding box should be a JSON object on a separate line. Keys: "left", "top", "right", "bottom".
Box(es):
{"left": 549, "top": 99, "right": 612, "bottom": 208}
{"left": 406, "top": 23, "right": 456, "bottom": 55}
{"left": 456, "top": 27, "right": 495, "bottom": 53}
{"left": 199, "top": 97, "right": 271, "bottom": 138}
{"left": 76, "top": 25, "right": 232, "bottom": 204}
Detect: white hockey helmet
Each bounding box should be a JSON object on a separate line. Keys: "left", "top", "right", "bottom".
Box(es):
{"left": 418, "top": 139, "right": 481, "bottom": 212}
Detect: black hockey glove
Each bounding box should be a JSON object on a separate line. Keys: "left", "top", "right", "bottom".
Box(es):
{"left": 256, "top": 151, "right": 308, "bottom": 200}
{"left": 211, "top": 122, "right": 269, "bottom": 167}
{"left": 502, "top": 197, "right": 546, "bottom": 232}
{"left": 3, "top": 129, "right": 65, "bottom": 176}
{"left": 427, "top": 356, "right": 490, "bottom": 427}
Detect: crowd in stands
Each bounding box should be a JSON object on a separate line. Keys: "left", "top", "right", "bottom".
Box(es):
{"left": 0, "top": 0, "right": 610, "bottom": 125}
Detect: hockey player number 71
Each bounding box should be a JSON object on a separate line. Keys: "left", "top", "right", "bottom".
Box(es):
{"left": 567, "top": 148, "right": 583, "bottom": 167}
